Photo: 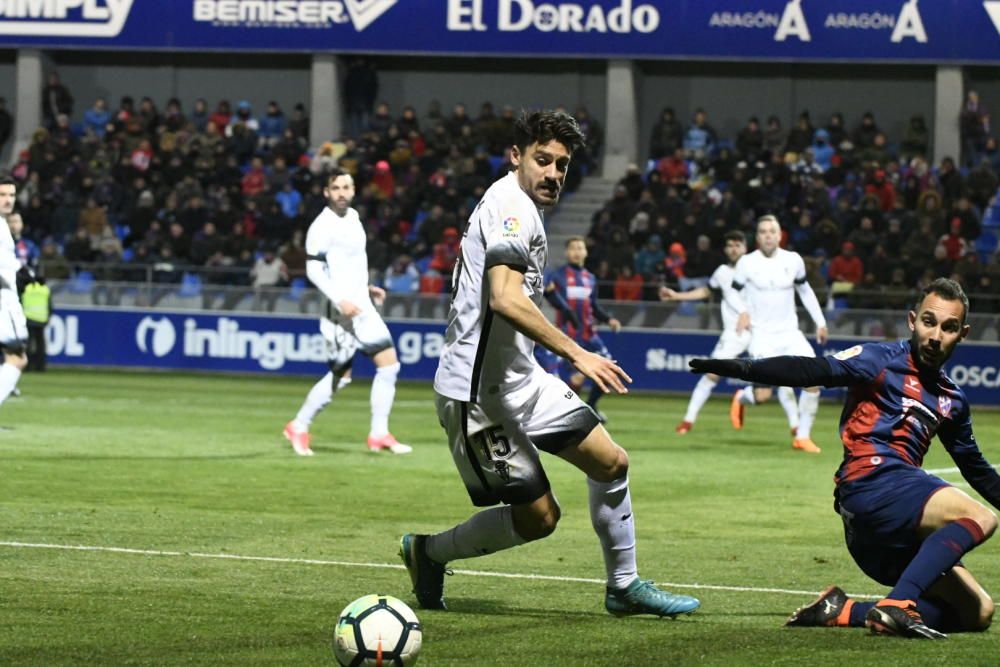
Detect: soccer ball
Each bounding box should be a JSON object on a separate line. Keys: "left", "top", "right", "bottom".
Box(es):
{"left": 333, "top": 594, "right": 422, "bottom": 666}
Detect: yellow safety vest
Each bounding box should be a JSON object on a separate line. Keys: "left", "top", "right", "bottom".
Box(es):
{"left": 22, "top": 282, "right": 50, "bottom": 323}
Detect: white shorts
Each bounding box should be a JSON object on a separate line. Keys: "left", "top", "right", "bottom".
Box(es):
{"left": 749, "top": 329, "right": 815, "bottom": 360}
{"left": 319, "top": 317, "right": 358, "bottom": 374}
{"left": 324, "top": 307, "right": 393, "bottom": 357}
{"left": 0, "top": 289, "right": 28, "bottom": 348}
{"left": 710, "top": 329, "right": 751, "bottom": 359}
{"left": 436, "top": 368, "right": 601, "bottom": 507}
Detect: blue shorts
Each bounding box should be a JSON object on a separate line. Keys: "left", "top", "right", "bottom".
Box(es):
{"left": 834, "top": 464, "right": 951, "bottom": 586}
{"left": 533, "top": 345, "right": 561, "bottom": 374}
{"left": 535, "top": 335, "right": 611, "bottom": 381}
{"left": 556, "top": 335, "right": 610, "bottom": 382}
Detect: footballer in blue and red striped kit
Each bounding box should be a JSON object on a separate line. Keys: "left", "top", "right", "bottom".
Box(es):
{"left": 690, "top": 278, "right": 999, "bottom": 639}
{"left": 541, "top": 236, "right": 621, "bottom": 421}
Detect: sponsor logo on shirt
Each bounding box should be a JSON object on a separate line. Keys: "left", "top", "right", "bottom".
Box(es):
{"left": 938, "top": 394, "right": 952, "bottom": 416}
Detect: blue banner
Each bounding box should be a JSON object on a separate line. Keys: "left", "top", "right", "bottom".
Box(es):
{"left": 45, "top": 307, "right": 1000, "bottom": 405}
{"left": 0, "top": 1, "right": 999, "bottom": 62}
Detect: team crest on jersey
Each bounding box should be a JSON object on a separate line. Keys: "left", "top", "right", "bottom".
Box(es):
{"left": 938, "top": 395, "right": 952, "bottom": 416}
{"left": 833, "top": 345, "right": 862, "bottom": 361}
{"left": 502, "top": 216, "right": 521, "bottom": 238}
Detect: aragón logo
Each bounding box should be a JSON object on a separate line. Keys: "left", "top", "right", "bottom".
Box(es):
{"left": 0, "top": 0, "right": 135, "bottom": 37}
{"left": 192, "top": 0, "right": 397, "bottom": 31}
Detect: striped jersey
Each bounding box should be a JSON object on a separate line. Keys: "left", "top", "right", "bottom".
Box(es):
{"left": 827, "top": 340, "right": 980, "bottom": 486}
{"left": 547, "top": 264, "right": 601, "bottom": 341}
{"left": 434, "top": 172, "right": 547, "bottom": 402}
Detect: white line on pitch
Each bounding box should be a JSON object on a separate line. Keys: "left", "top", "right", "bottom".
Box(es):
{"left": 0, "top": 540, "right": 880, "bottom": 600}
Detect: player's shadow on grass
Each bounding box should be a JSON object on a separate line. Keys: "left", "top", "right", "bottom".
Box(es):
{"left": 447, "top": 597, "right": 623, "bottom": 619}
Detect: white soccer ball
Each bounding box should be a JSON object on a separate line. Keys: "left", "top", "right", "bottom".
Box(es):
{"left": 333, "top": 594, "right": 422, "bottom": 666}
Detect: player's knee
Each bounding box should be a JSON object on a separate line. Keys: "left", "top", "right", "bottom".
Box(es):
{"left": 977, "top": 509, "right": 998, "bottom": 540}
{"left": 965, "top": 506, "right": 999, "bottom": 540}
{"left": 516, "top": 502, "right": 561, "bottom": 541}
{"left": 535, "top": 504, "right": 561, "bottom": 539}
{"left": 591, "top": 446, "right": 629, "bottom": 483}
{"left": 977, "top": 595, "right": 995, "bottom": 631}
{"left": 7, "top": 354, "right": 26, "bottom": 370}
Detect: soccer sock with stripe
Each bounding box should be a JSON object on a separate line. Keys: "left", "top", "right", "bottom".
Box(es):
{"left": 777, "top": 386, "right": 800, "bottom": 432}
{"left": 796, "top": 389, "right": 820, "bottom": 439}
{"left": 424, "top": 506, "right": 527, "bottom": 563}
{"left": 888, "top": 519, "right": 985, "bottom": 602}
{"left": 370, "top": 362, "right": 400, "bottom": 437}
{"left": 294, "top": 373, "right": 351, "bottom": 430}
{"left": 845, "top": 599, "right": 874, "bottom": 626}
{"left": 589, "top": 476, "right": 638, "bottom": 590}
{"left": 683, "top": 375, "right": 717, "bottom": 423}
{"left": 0, "top": 363, "right": 21, "bottom": 406}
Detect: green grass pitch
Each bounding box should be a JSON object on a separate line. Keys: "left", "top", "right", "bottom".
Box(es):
{"left": 2, "top": 369, "right": 1000, "bottom": 665}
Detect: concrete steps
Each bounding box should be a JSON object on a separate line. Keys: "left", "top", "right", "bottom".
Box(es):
{"left": 546, "top": 176, "right": 617, "bottom": 247}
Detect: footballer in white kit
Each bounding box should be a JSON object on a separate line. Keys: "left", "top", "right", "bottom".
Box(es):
{"left": 659, "top": 230, "right": 750, "bottom": 434}
{"left": 399, "top": 111, "right": 700, "bottom": 619}
{"left": 0, "top": 179, "right": 28, "bottom": 412}
{"left": 728, "top": 215, "right": 828, "bottom": 453}
{"left": 282, "top": 169, "right": 411, "bottom": 456}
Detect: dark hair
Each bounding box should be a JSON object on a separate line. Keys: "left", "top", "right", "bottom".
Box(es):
{"left": 723, "top": 230, "right": 747, "bottom": 245}
{"left": 915, "top": 278, "right": 969, "bottom": 324}
{"left": 324, "top": 168, "right": 350, "bottom": 186}
{"left": 512, "top": 110, "right": 585, "bottom": 155}
{"left": 565, "top": 235, "right": 586, "bottom": 247}
{"left": 0, "top": 177, "right": 17, "bottom": 189}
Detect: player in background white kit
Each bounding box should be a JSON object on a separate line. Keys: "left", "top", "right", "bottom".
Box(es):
{"left": 0, "top": 179, "right": 28, "bottom": 411}
{"left": 283, "top": 169, "right": 411, "bottom": 456}
{"left": 399, "top": 111, "right": 699, "bottom": 618}
{"left": 659, "top": 230, "right": 748, "bottom": 434}
{"left": 728, "top": 215, "right": 828, "bottom": 453}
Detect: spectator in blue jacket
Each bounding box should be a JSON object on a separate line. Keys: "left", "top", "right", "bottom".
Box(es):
{"left": 683, "top": 108, "right": 717, "bottom": 158}
{"left": 811, "top": 128, "right": 835, "bottom": 172}
{"left": 275, "top": 181, "right": 302, "bottom": 220}
{"left": 83, "top": 97, "right": 111, "bottom": 138}
{"left": 258, "top": 100, "right": 287, "bottom": 151}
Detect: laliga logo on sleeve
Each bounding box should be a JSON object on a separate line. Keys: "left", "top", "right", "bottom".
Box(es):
{"left": 502, "top": 216, "right": 521, "bottom": 237}
{"left": 136, "top": 316, "right": 177, "bottom": 358}
{"left": 0, "top": 0, "right": 134, "bottom": 37}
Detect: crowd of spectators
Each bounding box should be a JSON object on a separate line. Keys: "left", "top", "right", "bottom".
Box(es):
{"left": 10, "top": 69, "right": 603, "bottom": 297}
{"left": 584, "top": 100, "right": 1000, "bottom": 315}
{"left": 6, "top": 69, "right": 1000, "bottom": 319}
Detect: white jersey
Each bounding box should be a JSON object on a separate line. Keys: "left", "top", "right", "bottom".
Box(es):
{"left": 731, "top": 247, "right": 826, "bottom": 336}
{"left": 435, "top": 172, "right": 547, "bottom": 402}
{"left": 0, "top": 214, "right": 19, "bottom": 291}
{"left": 708, "top": 263, "right": 741, "bottom": 333}
{"left": 305, "top": 206, "right": 373, "bottom": 314}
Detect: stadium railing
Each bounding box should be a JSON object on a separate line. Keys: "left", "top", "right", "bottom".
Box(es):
{"left": 45, "top": 262, "right": 1000, "bottom": 343}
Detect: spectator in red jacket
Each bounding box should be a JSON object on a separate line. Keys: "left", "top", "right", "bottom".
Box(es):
{"left": 613, "top": 265, "right": 644, "bottom": 301}
{"left": 865, "top": 168, "right": 896, "bottom": 212}
{"left": 937, "top": 217, "right": 969, "bottom": 261}
{"left": 241, "top": 157, "right": 267, "bottom": 197}
{"left": 828, "top": 241, "right": 864, "bottom": 285}
{"left": 664, "top": 242, "right": 687, "bottom": 280}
